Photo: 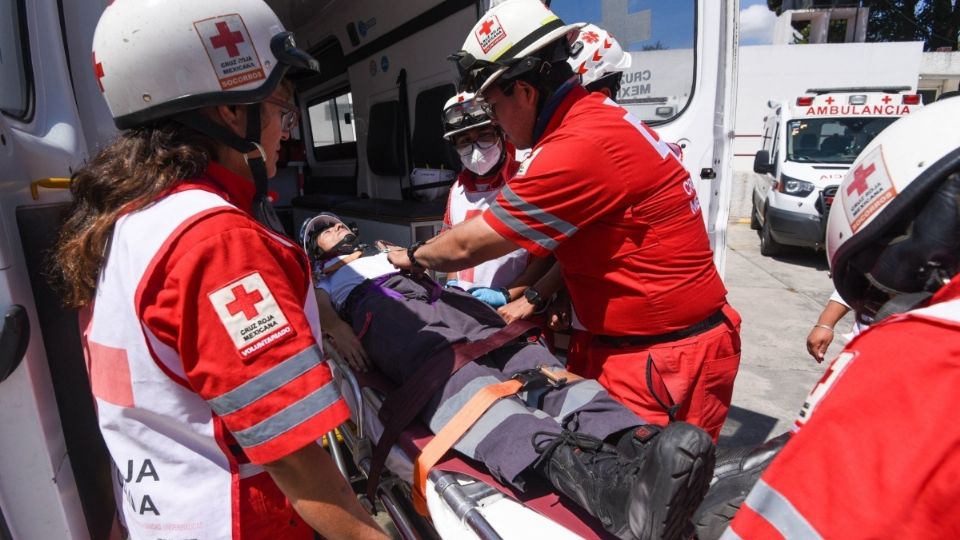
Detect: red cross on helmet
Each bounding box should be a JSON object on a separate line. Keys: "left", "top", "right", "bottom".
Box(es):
{"left": 567, "top": 24, "right": 632, "bottom": 88}
{"left": 92, "top": 0, "right": 317, "bottom": 129}
{"left": 453, "top": 0, "right": 583, "bottom": 95}
{"left": 826, "top": 97, "right": 960, "bottom": 321}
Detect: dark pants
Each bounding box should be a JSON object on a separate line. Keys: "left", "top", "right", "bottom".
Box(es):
{"left": 345, "top": 274, "right": 641, "bottom": 488}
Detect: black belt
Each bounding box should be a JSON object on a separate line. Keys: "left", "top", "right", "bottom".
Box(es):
{"left": 594, "top": 308, "right": 727, "bottom": 348}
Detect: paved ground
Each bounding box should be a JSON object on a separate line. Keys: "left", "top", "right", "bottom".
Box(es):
{"left": 717, "top": 221, "right": 856, "bottom": 447}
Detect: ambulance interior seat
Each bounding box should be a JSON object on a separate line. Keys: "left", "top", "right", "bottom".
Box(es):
{"left": 367, "top": 99, "right": 405, "bottom": 178}
{"left": 411, "top": 84, "right": 461, "bottom": 171}
{"left": 819, "top": 134, "right": 850, "bottom": 155}
{"left": 796, "top": 133, "right": 819, "bottom": 157}
{"left": 292, "top": 100, "right": 404, "bottom": 215}
{"left": 15, "top": 203, "right": 115, "bottom": 540}
{"left": 292, "top": 98, "right": 446, "bottom": 226}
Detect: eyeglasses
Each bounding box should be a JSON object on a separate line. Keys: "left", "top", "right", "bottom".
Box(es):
{"left": 479, "top": 81, "right": 517, "bottom": 121}
{"left": 264, "top": 96, "right": 300, "bottom": 131}
{"left": 453, "top": 132, "right": 500, "bottom": 156}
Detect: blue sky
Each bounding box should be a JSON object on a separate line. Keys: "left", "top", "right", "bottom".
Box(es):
{"left": 551, "top": 0, "right": 696, "bottom": 50}
{"left": 550, "top": 0, "right": 779, "bottom": 49}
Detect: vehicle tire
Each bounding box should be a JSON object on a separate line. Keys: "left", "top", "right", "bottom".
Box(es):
{"left": 759, "top": 210, "right": 782, "bottom": 256}
{"left": 749, "top": 199, "right": 761, "bottom": 230}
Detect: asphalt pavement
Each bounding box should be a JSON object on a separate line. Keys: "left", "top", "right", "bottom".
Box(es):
{"left": 717, "top": 221, "right": 856, "bottom": 447}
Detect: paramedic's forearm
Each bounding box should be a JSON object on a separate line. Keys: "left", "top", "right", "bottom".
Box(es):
{"left": 533, "top": 261, "right": 565, "bottom": 298}
{"left": 410, "top": 215, "right": 518, "bottom": 272}
{"left": 505, "top": 255, "right": 555, "bottom": 301}
{"left": 265, "top": 443, "right": 386, "bottom": 539}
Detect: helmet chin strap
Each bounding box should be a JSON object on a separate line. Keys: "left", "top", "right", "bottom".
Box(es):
{"left": 175, "top": 105, "right": 286, "bottom": 236}
{"left": 243, "top": 103, "right": 286, "bottom": 235}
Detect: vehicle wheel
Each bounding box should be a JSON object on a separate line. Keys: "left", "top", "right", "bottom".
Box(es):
{"left": 759, "top": 211, "right": 782, "bottom": 256}
{"left": 750, "top": 199, "right": 761, "bottom": 230}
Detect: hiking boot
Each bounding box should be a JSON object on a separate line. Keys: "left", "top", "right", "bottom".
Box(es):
{"left": 532, "top": 430, "right": 638, "bottom": 539}
{"left": 692, "top": 432, "right": 790, "bottom": 540}
{"left": 627, "top": 422, "right": 716, "bottom": 540}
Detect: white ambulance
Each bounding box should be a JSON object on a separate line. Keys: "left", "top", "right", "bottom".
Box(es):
{"left": 751, "top": 87, "right": 921, "bottom": 255}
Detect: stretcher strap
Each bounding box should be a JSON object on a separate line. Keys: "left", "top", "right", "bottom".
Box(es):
{"left": 411, "top": 367, "right": 584, "bottom": 516}
{"left": 412, "top": 378, "right": 524, "bottom": 515}
{"left": 366, "top": 319, "right": 538, "bottom": 499}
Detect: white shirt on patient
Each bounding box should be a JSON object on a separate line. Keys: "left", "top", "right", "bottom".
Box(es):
{"left": 316, "top": 252, "right": 397, "bottom": 308}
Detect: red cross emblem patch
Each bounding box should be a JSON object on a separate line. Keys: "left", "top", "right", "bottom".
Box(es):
{"left": 475, "top": 15, "right": 507, "bottom": 54}
{"left": 841, "top": 146, "right": 897, "bottom": 233}
{"left": 209, "top": 272, "right": 294, "bottom": 358}
{"left": 194, "top": 14, "right": 266, "bottom": 90}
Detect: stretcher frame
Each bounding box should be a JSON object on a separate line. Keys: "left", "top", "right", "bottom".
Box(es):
{"left": 321, "top": 340, "right": 612, "bottom": 540}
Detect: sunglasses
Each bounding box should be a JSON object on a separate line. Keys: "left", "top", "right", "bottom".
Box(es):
{"left": 264, "top": 96, "right": 300, "bottom": 131}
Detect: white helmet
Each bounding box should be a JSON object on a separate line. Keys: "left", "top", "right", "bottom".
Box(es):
{"left": 826, "top": 97, "right": 960, "bottom": 321}
{"left": 453, "top": 0, "right": 582, "bottom": 94}
{"left": 92, "top": 0, "right": 317, "bottom": 129}
{"left": 567, "top": 24, "right": 632, "bottom": 88}
{"left": 442, "top": 92, "right": 492, "bottom": 140}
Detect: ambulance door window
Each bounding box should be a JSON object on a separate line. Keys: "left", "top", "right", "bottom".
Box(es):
{"left": 0, "top": 0, "right": 32, "bottom": 119}
{"left": 307, "top": 90, "right": 357, "bottom": 159}
{"left": 550, "top": 0, "right": 696, "bottom": 125}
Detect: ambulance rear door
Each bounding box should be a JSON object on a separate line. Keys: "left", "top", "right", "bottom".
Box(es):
{"left": 549, "top": 0, "right": 739, "bottom": 274}
{"left": 0, "top": 0, "right": 116, "bottom": 537}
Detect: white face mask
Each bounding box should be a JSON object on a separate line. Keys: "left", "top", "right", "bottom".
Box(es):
{"left": 462, "top": 140, "right": 503, "bottom": 176}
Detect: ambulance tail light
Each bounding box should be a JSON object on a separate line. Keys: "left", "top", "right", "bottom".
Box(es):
{"left": 796, "top": 97, "right": 814, "bottom": 106}
{"left": 848, "top": 95, "right": 867, "bottom": 105}
{"left": 901, "top": 94, "right": 921, "bottom": 105}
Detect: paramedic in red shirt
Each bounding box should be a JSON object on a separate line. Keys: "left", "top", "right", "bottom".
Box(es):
{"left": 389, "top": 0, "right": 741, "bottom": 440}
{"left": 51, "top": 1, "right": 384, "bottom": 538}
{"left": 726, "top": 96, "right": 960, "bottom": 540}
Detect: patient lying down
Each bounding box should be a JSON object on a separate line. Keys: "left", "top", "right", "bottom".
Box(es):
{"left": 303, "top": 213, "right": 715, "bottom": 540}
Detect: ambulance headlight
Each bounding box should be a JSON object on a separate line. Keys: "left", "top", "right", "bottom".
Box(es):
{"left": 778, "top": 175, "right": 815, "bottom": 197}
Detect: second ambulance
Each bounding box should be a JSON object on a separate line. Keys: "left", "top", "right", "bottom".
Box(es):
{"left": 751, "top": 87, "right": 921, "bottom": 255}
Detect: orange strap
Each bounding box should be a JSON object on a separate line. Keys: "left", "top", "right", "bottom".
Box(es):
{"left": 411, "top": 367, "right": 583, "bottom": 516}
{"left": 412, "top": 379, "right": 523, "bottom": 515}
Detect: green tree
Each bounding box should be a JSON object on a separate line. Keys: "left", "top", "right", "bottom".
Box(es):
{"left": 918, "top": 0, "right": 960, "bottom": 50}
{"left": 764, "top": 0, "right": 958, "bottom": 50}
{"left": 866, "top": 0, "right": 924, "bottom": 43}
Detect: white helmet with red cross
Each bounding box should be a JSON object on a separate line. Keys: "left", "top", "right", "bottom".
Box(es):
{"left": 454, "top": 0, "right": 583, "bottom": 94}
{"left": 442, "top": 92, "right": 492, "bottom": 140}
{"left": 826, "top": 96, "right": 960, "bottom": 321}
{"left": 567, "top": 24, "right": 632, "bottom": 88}
{"left": 92, "top": 0, "right": 317, "bottom": 129}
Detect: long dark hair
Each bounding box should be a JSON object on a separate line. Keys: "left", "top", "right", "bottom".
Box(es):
{"left": 52, "top": 120, "right": 218, "bottom": 307}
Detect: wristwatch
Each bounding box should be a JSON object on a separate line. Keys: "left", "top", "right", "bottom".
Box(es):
{"left": 523, "top": 287, "right": 547, "bottom": 309}
{"left": 407, "top": 240, "right": 426, "bottom": 270}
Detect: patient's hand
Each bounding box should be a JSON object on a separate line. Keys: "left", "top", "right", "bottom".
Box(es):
{"left": 324, "top": 319, "right": 371, "bottom": 372}
{"left": 546, "top": 292, "right": 571, "bottom": 331}
{"left": 498, "top": 298, "right": 535, "bottom": 324}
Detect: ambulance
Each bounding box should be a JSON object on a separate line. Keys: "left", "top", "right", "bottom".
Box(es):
{"left": 0, "top": 0, "right": 738, "bottom": 537}
{"left": 751, "top": 87, "right": 921, "bottom": 255}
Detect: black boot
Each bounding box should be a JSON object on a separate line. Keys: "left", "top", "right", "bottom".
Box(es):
{"left": 532, "top": 430, "right": 639, "bottom": 539}
{"left": 692, "top": 432, "right": 790, "bottom": 540}
{"left": 626, "top": 422, "right": 716, "bottom": 540}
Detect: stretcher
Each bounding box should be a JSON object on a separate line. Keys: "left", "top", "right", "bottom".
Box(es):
{"left": 321, "top": 341, "right": 617, "bottom": 540}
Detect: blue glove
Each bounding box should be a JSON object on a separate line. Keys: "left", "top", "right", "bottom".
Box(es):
{"left": 445, "top": 279, "right": 462, "bottom": 290}
{"left": 469, "top": 287, "right": 509, "bottom": 307}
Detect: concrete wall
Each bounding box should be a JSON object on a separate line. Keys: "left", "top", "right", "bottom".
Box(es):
{"left": 728, "top": 41, "right": 923, "bottom": 218}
